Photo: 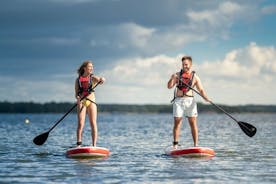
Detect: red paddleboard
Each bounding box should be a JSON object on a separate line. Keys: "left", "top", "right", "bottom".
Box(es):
{"left": 66, "top": 146, "right": 110, "bottom": 159}
{"left": 165, "top": 146, "right": 215, "bottom": 157}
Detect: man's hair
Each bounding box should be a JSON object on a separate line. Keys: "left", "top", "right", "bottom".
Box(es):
{"left": 181, "top": 56, "right": 192, "bottom": 63}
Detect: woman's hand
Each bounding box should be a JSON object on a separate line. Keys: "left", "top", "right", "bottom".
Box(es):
{"left": 99, "top": 77, "right": 106, "bottom": 84}
{"left": 76, "top": 96, "right": 81, "bottom": 104}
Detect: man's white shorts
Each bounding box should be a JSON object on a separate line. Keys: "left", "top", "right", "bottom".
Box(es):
{"left": 173, "top": 97, "right": 198, "bottom": 118}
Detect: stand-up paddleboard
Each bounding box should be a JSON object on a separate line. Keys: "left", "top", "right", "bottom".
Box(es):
{"left": 165, "top": 146, "right": 215, "bottom": 157}
{"left": 66, "top": 146, "right": 110, "bottom": 159}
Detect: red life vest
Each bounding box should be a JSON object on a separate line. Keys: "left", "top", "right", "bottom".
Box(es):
{"left": 177, "top": 70, "right": 195, "bottom": 93}
{"left": 78, "top": 74, "right": 94, "bottom": 97}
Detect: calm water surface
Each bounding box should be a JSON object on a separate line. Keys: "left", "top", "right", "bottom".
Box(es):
{"left": 0, "top": 112, "right": 275, "bottom": 183}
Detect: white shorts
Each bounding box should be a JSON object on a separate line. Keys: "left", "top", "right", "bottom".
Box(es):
{"left": 173, "top": 97, "right": 198, "bottom": 118}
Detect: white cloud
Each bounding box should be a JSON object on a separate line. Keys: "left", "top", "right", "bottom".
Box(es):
{"left": 84, "top": 2, "right": 253, "bottom": 56}
{"left": 87, "top": 22, "right": 206, "bottom": 56}
{"left": 118, "top": 23, "right": 156, "bottom": 49}
{"left": 95, "top": 43, "right": 276, "bottom": 105}
{"left": 1, "top": 43, "right": 275, "bottom": 105}
{"left": 196, "top": 43, "right": 276, "bottom": 104}
{"left": 187, "top": 2, "right": 243, "bottom": 26}
{"left": 198, "top": 42, "right": 276, "bottom": 78}
{"left": 186, "top": 1, "right": 248, "bottom": 40}
{"left": 1, "top": 1, "right": 275, "bottom": 105}
{"left": 97, "top": 55, "right": 181, "bottom": 104}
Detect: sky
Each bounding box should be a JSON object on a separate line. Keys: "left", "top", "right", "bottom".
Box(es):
{"left": 0, "top": 0, "right": 276, "bottom": 105}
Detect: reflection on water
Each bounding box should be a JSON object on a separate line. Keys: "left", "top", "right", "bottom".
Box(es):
{"left": 0, "top": 113, "right": 275, "bottom": 183}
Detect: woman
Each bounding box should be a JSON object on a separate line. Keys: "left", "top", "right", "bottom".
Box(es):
{"left": 75, "top": 60, "right": 105, "bottom": 147}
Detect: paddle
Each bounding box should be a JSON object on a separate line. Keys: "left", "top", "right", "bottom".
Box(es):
{"left": 33, "top": 81, "right": 101, "bottom": 145}
{"left": 182, "top": 82, "right": 257, "bottom": 137}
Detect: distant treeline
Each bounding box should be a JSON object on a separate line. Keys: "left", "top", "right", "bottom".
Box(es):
{"left": 0, "top": 101, "right": 276, "bottom": 113}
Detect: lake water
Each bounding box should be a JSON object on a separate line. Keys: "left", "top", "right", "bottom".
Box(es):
{"left": 0, "top": 112, "right": 275, "bottom": 183}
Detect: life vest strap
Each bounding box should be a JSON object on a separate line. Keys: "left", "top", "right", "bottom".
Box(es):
{"left": 85, "top": 97, "right": 97, "bottom": 106}
{"left": 79, "top": 97, "right": 97, "bottom": 113}
{"left": 177, "top": 70, "right": 195, "bottom": 90}
{"left": 171, "top": 71, "right": 195, "bottom": 103}
{"left": 78, "top": 74, "right": 94, "bottom": 96}
{"left": 171, "top": 94, "right": 194, "bottom": 103}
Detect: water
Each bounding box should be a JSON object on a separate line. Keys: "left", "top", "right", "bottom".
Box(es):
{"left": 0, "top": 112, "right": 275, "bottom": 183}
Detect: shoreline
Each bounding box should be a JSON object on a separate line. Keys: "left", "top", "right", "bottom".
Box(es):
{"left": 1, "top": 101, "right": 275, "bottom": 113}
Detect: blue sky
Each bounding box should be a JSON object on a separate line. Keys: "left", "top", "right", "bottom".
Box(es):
{"left": 1, "top": 0, "right": 276, "bottom": 105}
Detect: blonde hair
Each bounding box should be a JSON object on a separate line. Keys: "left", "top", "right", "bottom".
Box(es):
{"left": 77, "top": 60, "right": 93, "bottom": 76}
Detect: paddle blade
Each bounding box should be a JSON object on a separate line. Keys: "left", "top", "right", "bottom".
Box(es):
{"left": 237, "top": 121, "right": 257, "bottom": 137}
{"left": 33, "top": 131, "right": 49, "bottom": 145}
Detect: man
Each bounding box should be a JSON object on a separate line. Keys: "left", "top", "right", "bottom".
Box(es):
{"left": 167, "top": 56, "right": 210, "bottom": 148}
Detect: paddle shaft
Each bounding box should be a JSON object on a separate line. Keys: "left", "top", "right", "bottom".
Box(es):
{"left": 48, "top": 103, "right": 77, "bottom": 132}
{"left": 45, "top": 81, "right": 100, "bottom": 133}
{"left": 33, "top": 81, "right": 101, "bottom": 145}
{"left": 182, "top": 82, "right": 257, "bottom": 137}
{"left": 188, "top": 86, "right": 239, "bottom": 123}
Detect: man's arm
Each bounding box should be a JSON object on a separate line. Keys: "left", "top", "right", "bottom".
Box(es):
{"left": 194, "top": 75, "right": 210, "bottom": 102}
{"left": 167, "top": 73, "right": 178, "bottom": 89}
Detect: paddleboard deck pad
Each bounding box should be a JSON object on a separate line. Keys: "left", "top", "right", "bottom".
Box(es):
{"left": 66, "top": 146, "right": 110, "bottom": 159}
{"left": 165, "top": 146, "right": 215, "bottom": 157}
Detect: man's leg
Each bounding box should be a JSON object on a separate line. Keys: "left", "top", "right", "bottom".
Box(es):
{"left": 188, "top": 117, "right": 198, "bottom": 147}
{"left": 173, "top": 117, "right": 182, "bottom": 148}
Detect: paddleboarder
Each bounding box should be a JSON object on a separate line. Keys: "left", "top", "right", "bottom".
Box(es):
{"left": 75, "top": 60, "right": 105, "bottom": 147}
{"left": 167, "top": 56, "right": 210, "bottom": 149}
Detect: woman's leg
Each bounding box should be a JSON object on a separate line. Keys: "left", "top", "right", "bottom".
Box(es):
{"left": 87, "top": 103, "right": 98, "bottom": 147}
{"left": 77, "top": 103, "right": 86, "bottom": 146}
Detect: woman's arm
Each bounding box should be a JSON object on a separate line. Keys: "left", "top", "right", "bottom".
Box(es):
{"left": 92, "top": 75, "right": 105, "bottom": 85}
{"left": 75, "top": 78, "right": 80, "bottom": 99}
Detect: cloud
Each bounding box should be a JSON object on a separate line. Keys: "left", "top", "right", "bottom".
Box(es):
{"left": 195, "top": 42, "right": 276, "bottom": 104}
{"left": 2, "top": 43, "right": 274, "bottom": 105}
{"left": 261, "top": 5, "right": 276, "bottom": 14}
{"left": 186, "top": 1, "right": 253, "bottom": 40}
{"left": 96, "top": 43, "right": 276, "bottom": 105}
{"left": 85, "top": 21, "right": 207, "bottom": 57}
{"left": 187, "top": 1, "right": 243, "bottom": 26}
{"left": 118, "top": 23, "right": 156, "bottom": 49}
{"left": 198, "top": 42, "right": 276, "bottom": 79}
{"left": 0, "top": 1, "right": 275, "bottom": 105}
{"left": 0, "top": 75, "right": 75, "bottom": 103}
{"left": 96, "top": 55, "right": 181, "bottom": 104}
{"left": 49, "top": 0, "right": 100, "bottom": 4}
{"left": 0, "top": 1, "right": 259, "bottom": 62}
{"left": 83, "top": 2, "right": 254, "bottom": 56}
{"left": 88, "top": 23, "right": 156, "bottom": 52}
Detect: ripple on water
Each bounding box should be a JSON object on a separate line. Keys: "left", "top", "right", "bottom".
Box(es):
{"left": 0, "top": 113, "right": 275, "bottom": 183}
